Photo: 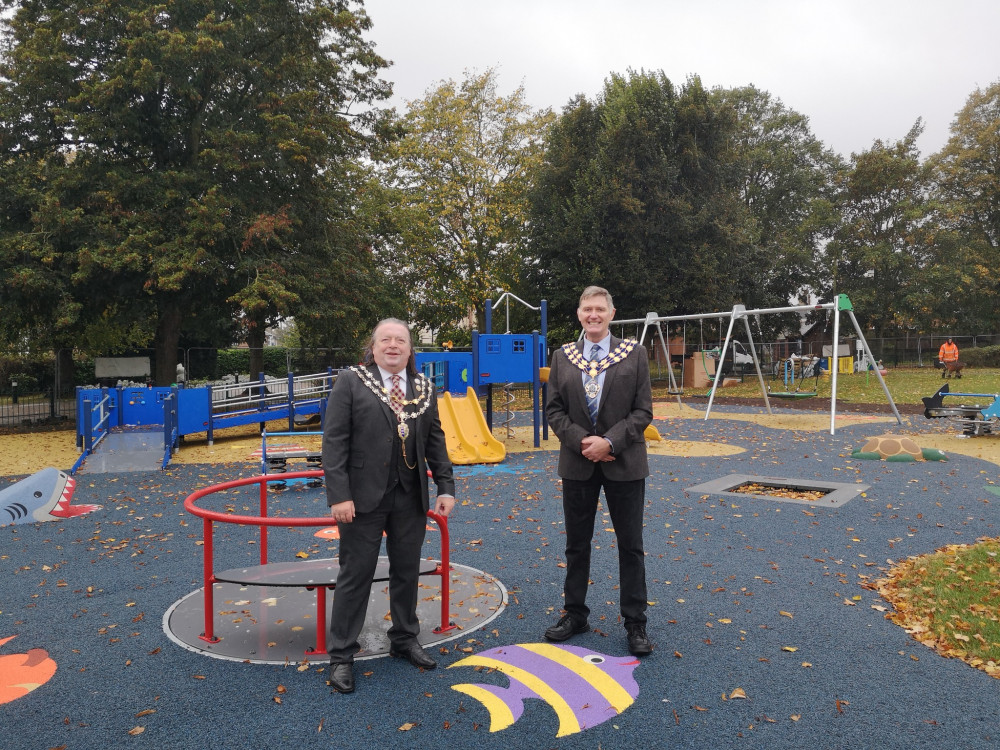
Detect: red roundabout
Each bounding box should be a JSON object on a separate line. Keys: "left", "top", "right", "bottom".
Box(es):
{"left": 181, "top": 471, "right": 454, "bottom": 657}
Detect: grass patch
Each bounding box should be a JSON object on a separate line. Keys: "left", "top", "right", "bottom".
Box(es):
{"left": 875, "top": 540, "right": 1000, "bottom": 678}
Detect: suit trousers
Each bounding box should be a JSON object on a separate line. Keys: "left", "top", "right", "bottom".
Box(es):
{"left": 327, "top": 482, "right": 426, "bottom": 664}
{"left": 561, "top": 464, "right": 648, "bottom": 626}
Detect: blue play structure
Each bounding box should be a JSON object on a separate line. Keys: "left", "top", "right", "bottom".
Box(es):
{"left": 75, "top": 297, "right": 551, "bottom": 472}
{"left": 415, "top": 294, "right": 549, "bottom": 447}
{"left": 75, "top": 371, "right": 334, "bottom": 472}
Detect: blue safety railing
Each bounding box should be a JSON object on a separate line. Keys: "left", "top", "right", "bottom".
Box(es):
{"left": 72, "top": 390, "right": 116, "bottom": 473}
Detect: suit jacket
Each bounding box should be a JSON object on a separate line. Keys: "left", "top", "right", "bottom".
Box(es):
{"left": 546, "top": 336, "right": 653, "bottom": 482}
{"left": 322, "top": 365, "right": 454, "bottom": 513}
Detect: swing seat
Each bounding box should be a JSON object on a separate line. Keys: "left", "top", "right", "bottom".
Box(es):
{"left": 667, "top": 388, "right": 683, "bottom": 396}
{"left": 769, "top": 391, "right": 817, "bottom": 399}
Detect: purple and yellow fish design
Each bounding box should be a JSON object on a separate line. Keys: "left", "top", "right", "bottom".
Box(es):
{"left": 449, "top": 643, "right": 640, "bottom": 737}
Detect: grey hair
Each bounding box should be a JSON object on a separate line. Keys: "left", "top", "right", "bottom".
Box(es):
{"left": 361, "top": 318, "right": 418, "bottom": 376}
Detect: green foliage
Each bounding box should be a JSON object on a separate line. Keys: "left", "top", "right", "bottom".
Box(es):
{"left": 0, "top": 0, "right": 393, "bottom": 384}
{"left": 384, "top": 68, "right": 554, "bottom": 331}
{"left": 215, "top": 348, "right": 290, "bottom": 379}
{"left": 926, "top": 81, "right": 1000, "bottom": 331}
{"left": 961, "top": 346, "right": 1000, "bottom": 368}
{"left": 434, "top": 325, "right": 472, "bottom": 349}
{"left": 0, "top": 353, "right": 58, "bottom": 393}
{"left": 713, "top": 85, "right": 842, "bottom": 330}
{"left": 528, "top": 71, "right": 760, "bottom": 328}
{"left": 822, "top": 121, "right": 932, "bottom": 336}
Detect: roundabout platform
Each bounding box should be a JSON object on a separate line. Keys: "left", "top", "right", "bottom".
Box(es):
{"left": 163, "top": 559, "right": 507, "bottom": 664}
{"left": 169, "top": 470, "right": 508, "bottom": 664}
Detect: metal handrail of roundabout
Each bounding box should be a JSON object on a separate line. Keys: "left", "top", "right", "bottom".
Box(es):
{"left": 183, "top": 470, "right": 454, "bottom": 654}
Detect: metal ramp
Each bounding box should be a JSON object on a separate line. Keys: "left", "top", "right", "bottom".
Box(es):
{"left": 77, "top": 428, "right": 166, "bottom": 473}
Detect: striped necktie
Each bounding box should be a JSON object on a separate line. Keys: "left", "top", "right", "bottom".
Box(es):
{"left": 586, "top": 344, "right": 601, "bottom": 425}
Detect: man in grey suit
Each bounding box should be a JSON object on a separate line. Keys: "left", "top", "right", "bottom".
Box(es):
{"left": 544, "top": 286, "right": 654, "bottom": 656}
{"left": 322, "top": 319, "right": 455, "bottom": 693}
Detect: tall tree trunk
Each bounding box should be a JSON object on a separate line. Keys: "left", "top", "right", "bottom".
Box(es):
{"left": 155, "top": 303, "right": 183, "bottom": 386}
{"left": 247, "top": 321, "right": 266, "bottom": 379}
{"left": 55, "top": 346, "right": 76, "bottom": 397}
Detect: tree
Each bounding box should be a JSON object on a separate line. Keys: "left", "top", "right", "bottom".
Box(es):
{"left": 713, "top": 85, "right": 842, "bottom": 318}
{"left": 0, "top": 0, "right": 391, "bottom": 383}
{"left": 384, "top": 68, "right": 554, "bottom": 332}
{"left": 822, "top": 121, "right": 932, "bottom": 336}
{"left": 925, "top": 81, "right": 1000, "bottom": 331}
{"left": 528, "top": 70, "right": 759, "bottom": 335}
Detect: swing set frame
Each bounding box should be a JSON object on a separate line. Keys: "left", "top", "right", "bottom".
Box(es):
{"left": 612, "top": 294, "right": 902, "bottom": 435}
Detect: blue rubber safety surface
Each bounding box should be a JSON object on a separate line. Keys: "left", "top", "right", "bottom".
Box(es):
{"left": 2, "top": 408, "right": 1000, "bottom": 749}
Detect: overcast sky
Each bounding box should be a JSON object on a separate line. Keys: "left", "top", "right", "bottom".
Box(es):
{"left": 362, "top": 0, "right": 999, "bottom": 160}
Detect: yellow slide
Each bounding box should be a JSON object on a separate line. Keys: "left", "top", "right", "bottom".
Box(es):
{"left": 439, "top": 388, "right": 507, "bottom": 465}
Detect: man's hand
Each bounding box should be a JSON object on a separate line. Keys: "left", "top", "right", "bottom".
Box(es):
{"left": 434, "top": 494, "right": 456, "bottom": 517}
{"left": 330, "top": 500, "right": 356, "bottom": 524}
{"left": 581, "top": 435, "right": 614, "bottom": 462}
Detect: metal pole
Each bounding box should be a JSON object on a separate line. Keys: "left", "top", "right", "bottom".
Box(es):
{"left": 846, "top": 309, "right": 902, "bottom": 426}
{"left": 705, "top": 306, "right": 742, "bottom": 420}
{"left": 831, "top": 298, "right": 841, "bottom": 435}
{"left": 740, "top": 314, "right": 772, "bottom": 414}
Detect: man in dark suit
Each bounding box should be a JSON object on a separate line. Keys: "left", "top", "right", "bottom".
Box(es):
{"left": 544, "top": 286, "right": 654, "bottom": 656}
{"left": 322, "top": 318, "right": 455, "bottom": 693}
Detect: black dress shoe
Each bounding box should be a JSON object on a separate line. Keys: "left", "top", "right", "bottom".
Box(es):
{"left": 626, "top": 624, "right": 653, "bottom": 656}
{"left": 328, "top": 661, "right": 355, "bottom": 693}
{"left": 544, "top": 614, "right": 590, "bottom": 642}
{"left": 389, "top": 642, "right": 437, "bottom": 669}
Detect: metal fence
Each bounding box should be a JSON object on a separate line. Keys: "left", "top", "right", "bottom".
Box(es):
{"left": 0, "top": 347, "right": 357, "bottom": 430}
{"left": 3, "top": 336, "right": 1000, "bottom": 430}
{"left": 643, "top": 334, "right": 1000, "bottom": 380}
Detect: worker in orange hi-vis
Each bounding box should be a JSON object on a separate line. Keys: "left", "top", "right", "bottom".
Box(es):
{"left": 938, "top": 337, "right": 960, "bottom": 379}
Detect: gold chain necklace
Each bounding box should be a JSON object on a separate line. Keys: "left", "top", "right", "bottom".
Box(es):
{"left": 351, "top": 366, "right": 432, "bottom": 469}
{"left": 562, "top": 339, "right": 637, "bottom": 378}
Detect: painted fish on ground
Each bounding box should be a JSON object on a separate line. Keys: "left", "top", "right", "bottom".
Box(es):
{"left": 449, "top": 643, "right": 640, "bottom": 737}
{"left": 0, "top": 467, "right": 100, "bottom": 526}
{"left": 0, "top": 635, "right": 57, "bottom": 705}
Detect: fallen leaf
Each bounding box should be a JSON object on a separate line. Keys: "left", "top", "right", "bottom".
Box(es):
{"left": 399, "top": 722, "right": 417, "bottom": 731}
{"left": 779, "top": 610, "right": 793, "bottom": 618}
{"left": 781, "top": 646, "right": 798, "bottom": 652}
{"left": 729, "top": 688, "right": 747, "bottom": 700}
{"left": 128, "top": 727, "right": 145, "bottom": 736}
